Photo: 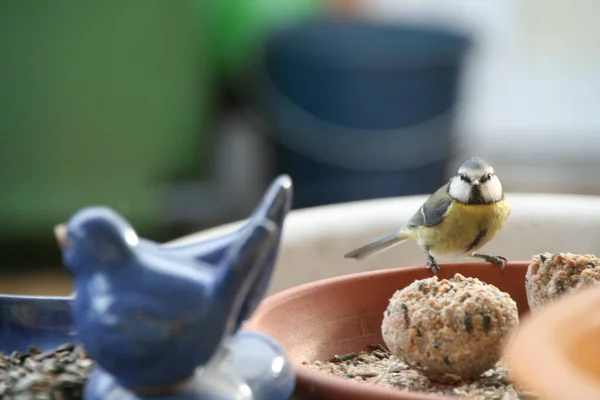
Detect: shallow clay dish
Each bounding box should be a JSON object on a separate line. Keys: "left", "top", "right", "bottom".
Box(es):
{"left": 245, "top": 262, "right": 530, "bottom": 400}
{"left": 505, "top": 282, "right": 600, "bottom": 400}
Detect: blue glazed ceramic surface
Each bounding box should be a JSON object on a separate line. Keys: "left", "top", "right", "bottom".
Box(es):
{"left": 85, "top": 331, "right": 295, "bottom": 400}
{"left": 0, "top": 175, "right": 295, "bottom": 400}
{"left": 0, "top": 294, "right": 75, "bottom": 353}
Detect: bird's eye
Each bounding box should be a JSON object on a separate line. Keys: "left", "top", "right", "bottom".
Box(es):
{"left": 481, "top": 173, "right": 492, "bottom": 182}
{"left": 459, "top": 174, "right": 470, "bottom": 183}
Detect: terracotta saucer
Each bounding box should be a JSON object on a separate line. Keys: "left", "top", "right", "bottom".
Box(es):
{"left": 246, "top": 262, "right": 530, "bottom": 400}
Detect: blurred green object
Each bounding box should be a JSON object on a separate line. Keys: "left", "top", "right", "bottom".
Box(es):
{"left": 208, "top": 0, "right": 324, "bottom": 78}
{"left": 0, "top": 0, "right": 212, "bottom": 239}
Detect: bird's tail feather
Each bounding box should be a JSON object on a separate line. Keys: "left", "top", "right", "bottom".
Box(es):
{"left": 344, "top": 229, "right": 410, "bottom": 260}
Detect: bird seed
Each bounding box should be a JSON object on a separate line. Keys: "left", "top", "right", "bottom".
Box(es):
{"left": 304, "top": 345, "right": 541, "bottom": 399}
{"left": 0, "top": 344, "right": 95, "bottom": 400}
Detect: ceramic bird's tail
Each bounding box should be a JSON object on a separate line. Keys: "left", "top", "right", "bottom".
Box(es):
{"left": 213, "top": 175, "right": 292, "bottom": 334}
{"left": 344, "top": 229, "right": 411, "bottom": 260}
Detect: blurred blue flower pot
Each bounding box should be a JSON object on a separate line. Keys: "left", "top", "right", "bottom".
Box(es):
{"left": 0, "top": 175, "right": 296, "bottom": 400}
{"left": 258, "top": 18, "right": 471, "bottom": 208}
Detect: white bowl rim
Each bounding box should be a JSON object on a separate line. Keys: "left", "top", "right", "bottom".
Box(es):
{"left": 167, "top": 192, "right": 600, "bottom": 246}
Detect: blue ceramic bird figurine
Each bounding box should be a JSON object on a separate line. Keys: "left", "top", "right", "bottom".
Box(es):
{"left": 55, "top": 175, "right": 295, "bottom": 400}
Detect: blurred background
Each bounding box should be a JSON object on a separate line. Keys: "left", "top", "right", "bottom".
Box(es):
{"left": 1, "top": 0, "right": 599, "bottom": 294}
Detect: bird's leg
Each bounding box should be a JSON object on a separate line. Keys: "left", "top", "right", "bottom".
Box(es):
{"left": 471, "top": 253, "right": 508, "bottom": 274}
{"left": 423, "top": 247, "right": 440, "bottom": 276}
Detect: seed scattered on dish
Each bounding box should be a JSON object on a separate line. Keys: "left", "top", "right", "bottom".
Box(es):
{"left": 305, "top": 344, "right": 539, "bottom": 399}
{"left": 0, "top": 343, "right": 95, "bottom": 400}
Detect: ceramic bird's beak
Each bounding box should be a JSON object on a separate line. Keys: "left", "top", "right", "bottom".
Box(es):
{"left": 54, "top": 224, "right": 70, "bottom": 249}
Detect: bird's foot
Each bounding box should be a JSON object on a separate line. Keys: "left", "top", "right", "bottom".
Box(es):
{"left": 426, "top": 259, "right": 440, "bottom": 276}
{"left": 472, "top": 253, "right": 508, "bottom": 274}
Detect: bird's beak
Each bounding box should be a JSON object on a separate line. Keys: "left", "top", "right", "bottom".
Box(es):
{"left": 54, "top": 224, "right": 70, "bottom": 249}
{"left": 472, "top": 179, "right": 480, "bottom": 186}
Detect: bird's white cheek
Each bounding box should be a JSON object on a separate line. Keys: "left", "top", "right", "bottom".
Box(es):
{"left": 481, "top": 178, "right": 503, "bottom": 202}
{"left": 449, "top": 180, "right": 472, "bottom": 203}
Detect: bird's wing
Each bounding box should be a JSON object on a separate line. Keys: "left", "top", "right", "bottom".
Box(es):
{"left": 407, "top": 184, "right": 453, "bottom": 228}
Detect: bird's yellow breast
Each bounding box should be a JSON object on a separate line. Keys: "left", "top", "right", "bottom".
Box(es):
{"left": 412, "top": 199, "right": 511, "bottom": 257}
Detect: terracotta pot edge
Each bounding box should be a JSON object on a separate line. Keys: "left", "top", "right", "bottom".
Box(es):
{"left": 247, "top": 261, "right": 532, "bottom": 329}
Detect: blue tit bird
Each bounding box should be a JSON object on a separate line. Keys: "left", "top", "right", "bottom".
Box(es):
{"left": 344, "top": 157, "right": 511, "bottom": 275}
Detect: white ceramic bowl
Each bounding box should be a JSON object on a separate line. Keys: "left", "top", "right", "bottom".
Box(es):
{"left": 169, "top": 193, "right": 600, "bottom": 295}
